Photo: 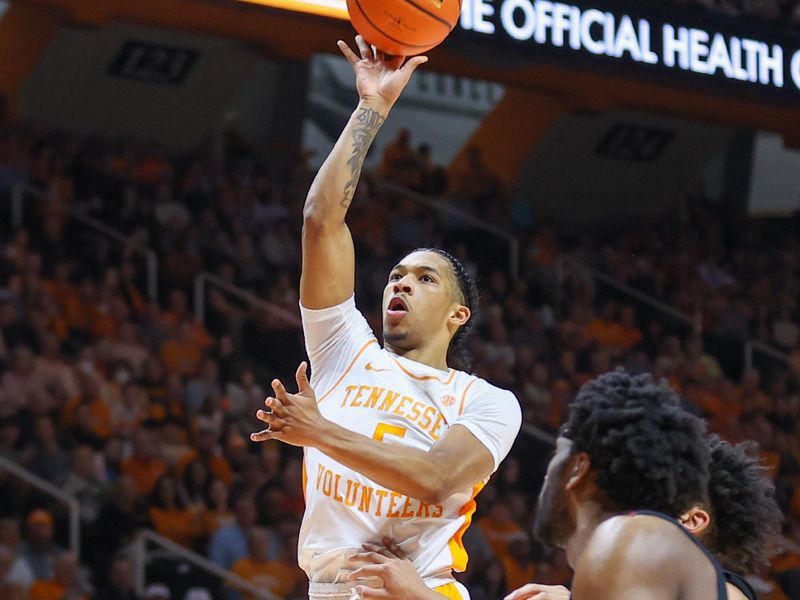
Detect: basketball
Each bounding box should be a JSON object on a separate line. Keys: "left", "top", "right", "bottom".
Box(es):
{"left": 346, "top": 0, "right": 461, "bottom": 56}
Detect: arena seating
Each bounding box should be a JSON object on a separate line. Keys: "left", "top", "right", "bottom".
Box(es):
{"left": 0, "top": 124, "right": 798, "bottom": 599}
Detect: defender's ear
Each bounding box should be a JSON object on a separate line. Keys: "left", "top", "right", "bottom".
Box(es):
{"left": 565, "top": 452, "right": 591, "bottom": 491}
{"left": 679, "top": 508, "right": 712, "bottom": 538}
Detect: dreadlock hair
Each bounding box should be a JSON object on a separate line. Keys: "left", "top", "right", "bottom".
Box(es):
{"left": 561, "top": 369, "right": 710, "bottom": 517}
{"left": 411, "top": 248, "right": 480, "bottom": 373}
{"left": 704, "top": 434, "right": 782, "bottom": 574}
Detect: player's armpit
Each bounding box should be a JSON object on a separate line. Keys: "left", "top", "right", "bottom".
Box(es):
{"left": 426, "top": 424, "right": 495, "bottom": 502}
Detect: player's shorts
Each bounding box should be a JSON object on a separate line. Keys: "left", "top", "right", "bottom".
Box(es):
{"left": 308, "top": 580, "right": 470, "bottom": 600}
{"left": 434, "top": 581, "right": 470, "bottom": 599}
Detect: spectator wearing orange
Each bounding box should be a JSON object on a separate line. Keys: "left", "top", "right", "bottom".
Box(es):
{"left": 203, "top": 479, "right": 235, "bottom": 537}
{"left": 28, "top": 552, "right": 88, "bottom": 600}
{"left": 230, "top": 527, "right": 301, "bottom": 600}
{"left": 161, "top": 322, "right": 205, "bottom": 377}
{"left": 499, "top": 531, "right": 536, "bottom": 592}
{"left": 20, "top": 511, "right": 63, "bottom": 582}
{"left": 177, "top": 420, "right": 233, "bottom": 486}
{"left": 122, "top": 427, "right": 167, "bottom": 496}
{"left": 62, "top": 374, "right": 113, "bottom": 442}
{"left": 162, "top": 290, "right": 211, "bottom": 349}
{"left": 477, "top": 500, "right": 525, "bottom": 563}
{"left": 148, "top": 475, "right": 204, "bottom": 548}
{"left": 132, "top": 146, "right": 173, "bottom": 186}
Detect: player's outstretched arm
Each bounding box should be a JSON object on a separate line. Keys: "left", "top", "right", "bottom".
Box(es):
{"left": 251, "top": 363, "right": 495, "bottom": 503}
{"left": 300, "top": 36, "right": 427, "bottom": 309}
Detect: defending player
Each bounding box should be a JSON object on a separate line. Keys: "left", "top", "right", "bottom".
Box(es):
{"left": 250, "top": 36, "right": 522, "bottom": 600}
{"left": 501, "top": 434, "right": 782, "bottom": 600}
{"left": 349, "top": 371, "right": 729, "bottom": 599}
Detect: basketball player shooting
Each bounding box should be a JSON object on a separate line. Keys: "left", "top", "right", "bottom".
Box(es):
{"left": 250, "top": 36, "right": 522, "bottom": 600}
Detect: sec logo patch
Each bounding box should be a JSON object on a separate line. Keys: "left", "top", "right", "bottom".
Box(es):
{"left": 441, "top": 394, "right": 456, "bottom": 407}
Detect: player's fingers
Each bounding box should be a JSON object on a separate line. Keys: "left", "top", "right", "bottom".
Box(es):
{"left": 249, "top": 429, "right": 273, "bottom": 442}
{"left": 401, "top": 55, "right": 428, "bottom": 76}
{"left": 355, "top": 586, "right": 390, "bottom": 600}
{"left": 350, "top": 551, "right": 390, "bottom": 565}
{"left": 295, "top": 361, "right": 311, "bottom": 393}
{"left": 379, "top": 537, "right": 406, "bottom": 559}
{"left": 271, "top": 378, "right": 291, "bottom": 402}
{"left": 355, "top": 35, "right": 371, "bottom": 60}
{"left": 348, "top": 564, "right": 386, "bottom": 580}
{"left": 504, "top": 584, "right": 569, "bottom": 600}
{"left": 255, "top": 410, "right": 288, "bottom": 432}
{"left": 338, "top": 40, "right": 360, "bottom": 65}
{"left": 263, "top": 397, "right": 287, "bottom": 418}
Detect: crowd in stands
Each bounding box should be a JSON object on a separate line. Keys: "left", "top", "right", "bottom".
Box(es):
{"left": 0, "top": 121, "right": 798, "bottom": 600}
{"left": 670, "top": 0, "right": 800, "bottom": 24}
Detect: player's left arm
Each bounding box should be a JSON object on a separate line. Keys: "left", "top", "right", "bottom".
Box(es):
{"left": 251, "top": 363, "right": 519, "bottom": 503}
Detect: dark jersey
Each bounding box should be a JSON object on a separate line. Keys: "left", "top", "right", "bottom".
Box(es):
{"left": 630, "top": 510, "right": 728, "bottom": 600}
{"left": 724, "top": 571, "right": 757, "bottom": 600}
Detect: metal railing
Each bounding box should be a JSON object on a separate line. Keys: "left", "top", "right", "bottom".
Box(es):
{"left": 194, "top": 272, "right": 301, "bottom": 328}
{"left": 744, "top": 340, "right": 791, "bottom": 371}
{"left": 0, "top": 455, "right": 81, "bottom": 558}
{"left": 9, "top": 182, "right": 159, "bottom": 301}
{"left": 133, "top": 530, "right": 280, "bottom": 600}
{"left": 555, "top": 255, "right": 792, "bottom": 374}
{"left": 555, "top": 255, "right": 696, "bottom": 327}
{"left": 372, "top": 179, "right": 521, "bottom": 279}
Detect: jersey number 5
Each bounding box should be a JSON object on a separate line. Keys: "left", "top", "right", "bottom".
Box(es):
{"left": 372, "top": 422, "right": 407, "bottom": 442}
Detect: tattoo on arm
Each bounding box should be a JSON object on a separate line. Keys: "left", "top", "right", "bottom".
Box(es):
{"left": 340, "top": 107, "right": 386, "bottom": 209}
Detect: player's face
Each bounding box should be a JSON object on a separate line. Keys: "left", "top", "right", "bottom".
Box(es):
{"left": 382, "top": 251, "right": 462, "bottom": 349}
{"left": 533, "top": 436, "right": 577, "bottom": 550}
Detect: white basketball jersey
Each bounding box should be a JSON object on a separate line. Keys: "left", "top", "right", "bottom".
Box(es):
{"left": 298, "top": 297, "right": 522, "bottom": 588}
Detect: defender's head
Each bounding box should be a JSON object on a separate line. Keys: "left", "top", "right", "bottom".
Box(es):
{"left": 678, "top": 434, "right": 782, "bottom": 574}
{"left": 382, "top": 248, "right": 478, "bottom": 371}
{"left": 533, "top": 369, "right": 710, "bottom": 553}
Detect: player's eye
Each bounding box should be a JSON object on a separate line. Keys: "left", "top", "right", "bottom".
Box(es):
{"left": 420, "top": 274, "right": 435, "bottom": 283}
{"left": 389, "top": 273, "right": 402, "bottom": 281}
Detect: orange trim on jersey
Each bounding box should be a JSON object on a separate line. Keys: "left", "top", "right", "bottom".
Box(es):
{"left": 301, "top": 455, "right": 308, "bottom": 505}
{"left": 458, "top": 379, "right": 478, "bottom": 415}
{"left": 316, "top": 340, "right": 378, "bottom": 405}
{"left": 391, "top": 358, "right": 457, "bottom": 385}
{"left": 433, "top": 582, "right": 465, "bottom": 600}
{"left": 448, "top": 482, "right": 485, "bottom": 573}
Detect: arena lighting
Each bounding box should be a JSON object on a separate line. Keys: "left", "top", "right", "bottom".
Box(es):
{"left": 235, "top": 0, "right": 348, "bottom": 20}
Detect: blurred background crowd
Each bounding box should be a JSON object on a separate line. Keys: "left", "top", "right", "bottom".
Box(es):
{"left": 0, "top": 120, "right": 798, "bottom": 600}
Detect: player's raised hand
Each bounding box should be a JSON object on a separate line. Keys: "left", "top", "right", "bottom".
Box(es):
{"left": 504, "top": 583, "right": 572, "bottom": 600}
{"left": 250, "top": 361, "right": 325, "bottom": 448}
{"left": 337, "top": 35, "right": 428, "bottom": 110}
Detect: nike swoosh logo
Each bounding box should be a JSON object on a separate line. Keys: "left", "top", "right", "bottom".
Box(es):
{"left": 365, "top": 362, "right": 392, "bottom": 373}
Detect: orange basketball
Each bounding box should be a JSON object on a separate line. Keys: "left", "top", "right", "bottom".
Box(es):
{"left": 346, "top": 0, "right": 461, "bottom": 56}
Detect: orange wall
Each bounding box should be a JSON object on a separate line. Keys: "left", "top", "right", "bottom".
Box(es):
{"left": 448, "top": 88, "right": 566, "bottom": 185}
{"left": 0, "top": 2, "right": 64, "bottom": 118}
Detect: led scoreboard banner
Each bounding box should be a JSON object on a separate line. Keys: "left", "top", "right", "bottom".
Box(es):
{"left": 235, "top": 0, "right": 800, "bottom": 102}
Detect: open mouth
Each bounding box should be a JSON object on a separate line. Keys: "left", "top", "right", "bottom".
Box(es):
{"left": 386, "top": 297, "right": 409, "bottom": 323}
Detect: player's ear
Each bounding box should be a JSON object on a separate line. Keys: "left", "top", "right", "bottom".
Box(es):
{"left": 450, "top": 305, "right": 470, "bottom": 328}
{"left": 679, "top": 507, "right": 711, "bottom": 538}
{"left": 565, "top": 452, "right": 591, "bottom": 490}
